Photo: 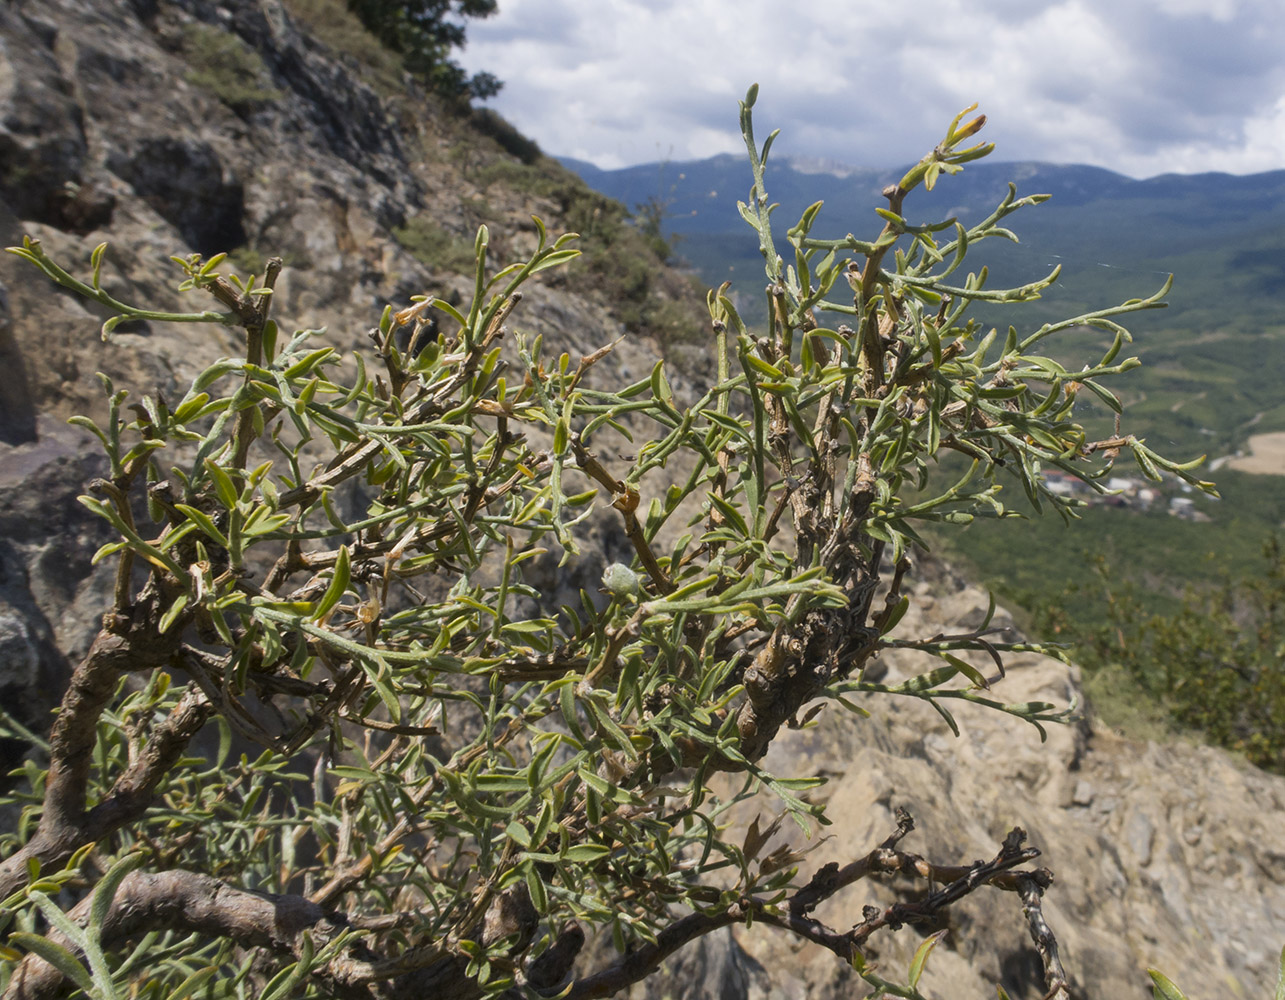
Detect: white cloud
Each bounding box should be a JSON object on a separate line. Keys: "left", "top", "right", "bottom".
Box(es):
{"left": 458, "top": 0, "right": 1285, "bottom": 177}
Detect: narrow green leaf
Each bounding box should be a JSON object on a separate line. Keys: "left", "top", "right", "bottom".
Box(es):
{"left": 89, "top": 852, "right": 145, "bottom": 936}
{"left": 174, "top": 504, "right": 229, "bottom": 549}
{"left": 530, "top": 248, "right": 581, "bottom": 273}
{"left": 909, "top": 929, "right": 947, "bottom": 988}
{"left": 1147, "top": 969, "right": 1188, "bottom": 1000}
{"left": 891, "top": 665, "right": 959, "bottom": 693}
{"left": 7, "top": 933, "right": 94, "bottom": 993}
{"left": 944, "top": 654, "right": 989, "bottom": 689}
{"left": 649, "top": 360, "right": 672, "bottom": 405}
{"left": 89, "top": 242, "right": 108, "bottom": 289}
{"left": 707, "top": 493, "right": 749, "bottom": 537}
{"left": 312, "top": 545, "right": 351, "bottom": 622}
{"left": 164, "top": 966, "right": 220, "bottom": 1000}
{"left": 880, "top": 595, "right": 909, "bottom": 635}
{"left": 205, "top": 459, "right": 239, "bottom": 510}
{"left": 524, "top": 863, "right": 549, "bottom": 911}
{"left": 562, "top": 843, "right": 611, "bottom": 863}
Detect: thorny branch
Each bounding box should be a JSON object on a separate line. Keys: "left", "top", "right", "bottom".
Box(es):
{"left": 561, "top": 813, "right": 1062, "bottom": 998}
{"left": 1018, "top": 873, "right": 1072, "bottom": 1000}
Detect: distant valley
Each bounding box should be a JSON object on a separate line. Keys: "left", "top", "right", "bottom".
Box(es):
{"left": 559, "top": 152, "right": 1285, "bottom": 329}
{"left": 562, "top": 152, "right": 1285, "bottom": 462}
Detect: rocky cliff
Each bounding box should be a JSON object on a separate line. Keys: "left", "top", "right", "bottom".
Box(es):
{"left": 1, "top": 3, "right": 1282, "bottom": 998}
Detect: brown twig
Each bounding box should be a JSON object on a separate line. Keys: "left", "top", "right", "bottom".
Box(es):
{"left": 1018, "top": 872, "right": 1071, "bottom": 999}
{"left": 3, "top": 869, "right": 356, "bottom": 1000}
{"left": 571, "top": 437, "right": 673, "bottom": 594}
{"left": 0, "top": 586, "right": 190, "bottom": 900}
{"left": 563, "top": 815, "right": 1054, "bottom": 999}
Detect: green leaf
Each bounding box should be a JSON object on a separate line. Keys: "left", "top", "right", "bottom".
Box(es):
{"left": 312, "top": 545, "right": 351, "bottom": 622}
{"left": 649, "top": 360, "right": 672, "bottom": 405}
{"left": 7, "top": 933, "right": 95, "bottom": 994}
{"left": 174, "top": 504, "right": 229, "bottom": 549}
{"left": 89, "top": 852, "right": 145, "bottom": 936}
{"left": 524, "top": 863, "right": 549, "bottom": 911}
{"left": 205, "top": 459, "right": 240, "bottom": 510}
{"left": 530, "top": 248, "right": 581, "bottom": 273}
{"left": 582, "top": 698, "right": 637, "bottom": 759}
{"left": 163, "top": 965, "right": 219, "bottom": 1000}
{"left": 282, "top": 347, "right": 334, "bottom": 379}
{"left": 909, "top": 929, "right": 947, "bottom": 988}
{"left": 944, "top": 654, "right": 990, "bottom": 689}
{"left": 562, "top": 843, "right": 611, "bottom": 863}
{"left": 364, "top": 655, "right": 402, "bottom": 724}
{"left": 891, "top": 665, "right": 959, "bottom": 693}
{"left": 475, "top": 774, "right": 532, "bottom": 793}
{"left": 89, "top": 242, "right": 107, "bottom": 289}
{"left": 880, "top": 594, "right": 909, "bottom": 635}
{"left": 707, "top": 493, "right": 749, "bottom": 537}
{"left": 1147, "top": 969, "right": 1189, "bottom": 1000}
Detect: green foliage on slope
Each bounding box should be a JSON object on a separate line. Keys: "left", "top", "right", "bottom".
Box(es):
{"left": 1036, "top": 535, "right": 1285, "bottom": 772}
{"left": 182, "top": 23, "right": 284, "bottom": 112}
{"left": 345, "top": 0, "right": 501, "bottom": 99}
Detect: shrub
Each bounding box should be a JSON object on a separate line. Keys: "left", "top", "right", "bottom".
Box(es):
{"left": 463, "top": 156, "right": 694, "bottom": 342}
{"left": 393, "top": 214, "right": 478, "bottom": 272}
{"left": 1038, "top": 537, "right": 1285, "bottom": 771}
{"left": 470, "top": 107, "right": 542, "bottom": 165}
{"left": 182, "top": 23, "right": 284, "bottom": 113}
{"left": 281, "top": 0, "right": 407, "bottom": 96}
{"left": 0, "top": 90, "right": 1212, "bottom": 998}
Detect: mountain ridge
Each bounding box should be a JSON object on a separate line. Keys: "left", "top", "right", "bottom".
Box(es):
{"left": 559, "top": 148, "right": 1285, "bottom": 346}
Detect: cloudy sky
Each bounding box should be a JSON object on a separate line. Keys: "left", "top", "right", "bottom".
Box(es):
{"left": 457, "top": 0, "right": 1285, "bottom": 178}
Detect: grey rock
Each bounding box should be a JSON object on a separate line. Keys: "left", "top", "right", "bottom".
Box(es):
{"left": 0, "top": 609, "right": 39, "bottom": 693}
{"left": 0, "top": 5, "right": 89, "bottom": 228}
{"left": 107, "top": 137, "right": 245, "bottom": 253}
{"left": 1125, "top": 809, "right": 1155, "bottom": 867}
{"left": 0, "top": 276, "right": 36, "bottom": 444}
{"left": 711, "top": 574, "right": 1285, "bottom": 999}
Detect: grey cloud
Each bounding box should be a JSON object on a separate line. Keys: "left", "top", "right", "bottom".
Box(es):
{"left": 461, "top": 0, "right": 1285, "bottom": 176}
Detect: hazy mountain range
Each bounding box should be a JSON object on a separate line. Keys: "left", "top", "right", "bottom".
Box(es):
{"left": 560, "top": 154, "right": 1285, "bottom": 337}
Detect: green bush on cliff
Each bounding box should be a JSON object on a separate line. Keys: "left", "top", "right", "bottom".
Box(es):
{"left": 182, "top": 23, "right": 284, "bottom": 113}
{"left": 0, "top": 91, "right": 1215, "bottom": 999}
